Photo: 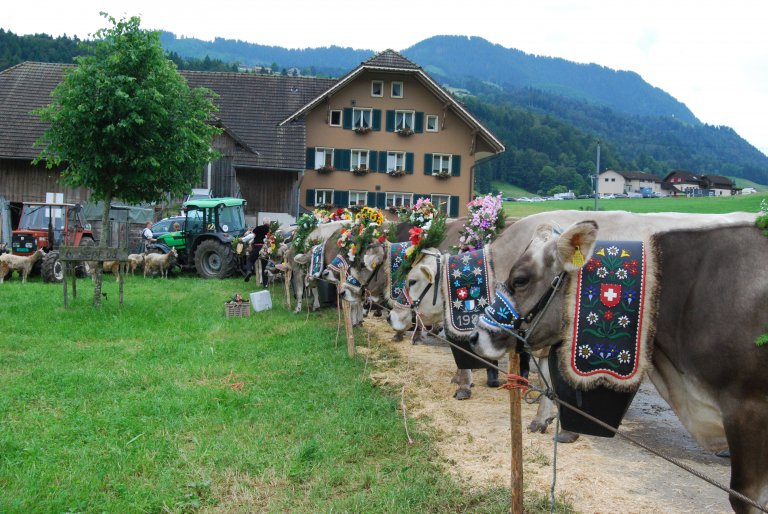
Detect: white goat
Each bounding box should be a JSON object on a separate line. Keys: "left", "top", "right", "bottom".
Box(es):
{"left": 144, "top": 248, "right": 177, "bottom": 278}
{"left": 0, "top": 248, "right": 45, "bottom": 284}
{"left": 126, "top": 254, "right": 145, "bottom": 275}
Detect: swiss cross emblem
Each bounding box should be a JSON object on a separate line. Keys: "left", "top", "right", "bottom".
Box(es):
{"left": 600, "top": 283, "right": 621, "bottom": 308}
{"left": 457, "top": 287, "right": 469, "bottom": 300}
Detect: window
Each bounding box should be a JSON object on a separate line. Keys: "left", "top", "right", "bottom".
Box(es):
{"left": 386, "top": 151, "right": 405, "bottom": 172}
{"left": 426, "top": 115, "right": 438, "bottom": 132}
{"left": 314, "top": 147, "right": 334, "bottom": 169}
{"left": 391, "top": 81, "right": 403, "bottom": 98}
{"left": 351, "top": 149, "right": 369, "bottom": 170}
{"left": 395, "top": 110, "right": 415, "bottom": 131}
{"left": 352, "top": 108, "right": 372, "bottom": 129}
{"left": 349, "top": 190, "right": 367, "bottom": 207}
{"left": 315, "top": 189, "right": 333, "bottom": 206}
{"left": 371, "top": 80, "right": 383, "bottom": 97}
{"left": 329, "top": 110, "right": 342, "bottom": 127}
{"left": 432, "top": 154, "right": 451, "bottom": 175}
{"left": 385, "top": 192, "right": 412, "bottom": 208}
{"left": 431, "top": 194, "right": 450, "bottom": 215}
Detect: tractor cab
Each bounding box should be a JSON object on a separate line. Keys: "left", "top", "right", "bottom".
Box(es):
{"left": 11, "top": 202, "right": 93, "bottom": 255}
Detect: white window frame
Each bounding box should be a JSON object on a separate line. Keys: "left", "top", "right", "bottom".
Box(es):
{"left": 386, "top": 151, "right": 406, "bottom": 172}
{"left": 431, "top": 194, "right": 450, "bottom": 215}
{"left": 395, "top": 110, "right": 415, "bottom": 131}
{"left": 432, "top": 154, "right": 452, "bottom": 175}
{"left": 371, "top": 80, "right": 383, "bottom": 97}
{"left": 315, "top": 189, "right": 334, "bottom": 206}
{"left": 329, "top": 110, "right": 342, "bottom": 127}
{"left": 349, "top": 190, "right": 367, "bottom": 207}
{"left": 352, "top": 108, "right": 373, "bottom": 129}
{"left": 385, "top": 192, "right": 413, "bottom": 209}
{"left": 314, "top": 147, "right": 334, "bottom": 169}
{"left": 391, "top": 81, "right": 403, "bottom": 98}
{"left": 350, "top": 149, "right": 369, "bottom": 170}
{"left": 426, "top": 115, "right": 438, "bottom": 132}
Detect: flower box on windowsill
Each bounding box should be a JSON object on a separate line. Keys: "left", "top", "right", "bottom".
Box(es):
{"left": 316, "top": 165, "right": 335, "bottom": 175}
{"left": 352, "top": 166, "right": 369, "bottom": 176}
{"left": 354, "top": 126, "right": 372, "bottom": 135}
{"left": 396, "top": 127, "right": 414, "bottom": 137}
{"left": 387, "top": 168, "right": 405, "bottom": 177}
{"left": 387, "top": 206, "right": 402, "bottom": 215}
{"left": 434, "top": 170, "right": 451, "bottom": 180}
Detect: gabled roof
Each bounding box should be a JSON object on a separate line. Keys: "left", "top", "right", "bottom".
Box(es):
{"left": 663, "top": 170, "right": 699, "bottom": 182}
{"left": 701, "top": 174, "right": 733, "bottom": 187}
{"left": 280, "top": 50, "right": 505, "bottom": 155}
{"left": 616, "top": 171, "right": 662, "bottom": 182}
{"left": 0, "top": 62, "right": 336, "bottom": 171}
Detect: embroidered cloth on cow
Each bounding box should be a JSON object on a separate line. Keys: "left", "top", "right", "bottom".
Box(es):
{"left": 441, "top": 248, "right": 495, "bottom": 341}
{"left": 307, "top": 244, "right": 324, "bottom": 280}
{"left": 327, "top": 254, "right": 348, "bottom": 273}
{"left": 560, "top": 240, "right": 657, "bottom": 392}
{"left": 386, "top": 242, "right": 411, "bottom": 308}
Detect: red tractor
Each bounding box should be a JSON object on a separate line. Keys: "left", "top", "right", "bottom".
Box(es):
{"left": 10, "top": 202, "right": 95, "bottom": 282}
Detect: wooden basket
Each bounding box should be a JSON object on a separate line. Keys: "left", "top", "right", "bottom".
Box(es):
{"left": 224, "top": 301, "right": 251, "bottom": 317}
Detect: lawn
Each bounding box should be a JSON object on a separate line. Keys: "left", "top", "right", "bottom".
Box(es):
{"left": 0, "top": 276, "right": 568, "bottom": 513}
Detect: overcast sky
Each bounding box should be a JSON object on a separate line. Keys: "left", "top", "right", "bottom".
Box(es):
{"left": 6, "top": 0, "right": 768, "bottom": 156}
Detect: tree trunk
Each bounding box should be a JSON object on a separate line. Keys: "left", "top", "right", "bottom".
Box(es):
{"left": 93, "top": 192, "right": 113, "bottom": 306}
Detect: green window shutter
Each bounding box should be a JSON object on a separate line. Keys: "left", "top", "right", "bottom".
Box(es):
{"left": 376, "top": 192, "right": 386, "bottom": 209}
{"left": 405, "top": 152, "right": 414, "bottom": 174}
{"left": 372, "top": 109, "right": 382, "bottom": 131}
{"left": 369, "top": 151, "right": 378, "bottom": 172}
{"left": 451, "top": 155, "right": 461, "bottom": 176}
{"left": 306, "top": 147, "right": 315, "bottom": 169}
{"left": 343, "top": 108, "right": 353, "bottom": 130}
{"left": 333, "top": 149, "right": 343, "bottom": 170}
{"left": 367, "top": 192, "right": 376, "bottom": 206}
{"left": 449, "top": 195, "right": 460, "bottom": 217}
{"left": 414, "top": 112, "right": 424, "bottom": 133}
{"left": 378, "top": 152, "right": 387, "bottom": 173}
{"left": 306, "top": 189, "right": 316, "bottom": 207}
{"left": 385, "top": 110, "right": 395, "bottom": 132}
{"left": 424, "top": 153, "right": 433, "bottom": 175}
{"left": 333, "top": 190, "right": 349, "bottom": 208}
{"left": 342, "top": 150, "right": 351, "bottom": 171}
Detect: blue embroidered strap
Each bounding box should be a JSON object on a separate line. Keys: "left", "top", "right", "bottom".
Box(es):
{"left": 327, "top": 254, "right": 348, "bottom": 272}
{"left": 346, "top": 274, "right": 361, "bottom": 288}
{"left": 481, "top": 283, "right": 521, "bottom": 331}
{"left": 389, "top": 242, "right": 411, "bottom": 302}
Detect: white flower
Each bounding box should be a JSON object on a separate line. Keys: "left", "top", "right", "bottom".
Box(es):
{"left": 617, "top": 315, "right": 630, "bottom": 328}
{"left": 586, "top": 312, "right": 599, "bottom": 325}
{"left": 618, "top": 350, "right": 631, "bottom": 364}
{"left": 596, "top": 267, "right": 608, "bottom": 278}
{"left": 607, "top": 246, "right": 619, "bottom": 256}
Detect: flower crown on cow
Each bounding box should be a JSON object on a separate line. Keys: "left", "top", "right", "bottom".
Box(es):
{"left": 292, "top": 213, "right": 320, "bottom": 254}
{"left": 261, "top": 220, "right": 284, "bottom": 259}
{"left": 336, "top": 207, "right": 387, "bottom": 263}
{"left": 394, "top": 199, "right": 447, "bottom": 281}
{"left": 456, "top": 193, "right": 506, "bottom": 253}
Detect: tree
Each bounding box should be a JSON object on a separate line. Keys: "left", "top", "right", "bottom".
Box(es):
{"left": 35, "top": 13, "right": 220, "bottom": 306}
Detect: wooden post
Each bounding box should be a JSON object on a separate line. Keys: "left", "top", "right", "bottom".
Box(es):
{"left": 284, "top": 269, "right": 292, "bottom": 310}
{"left": 509, "top": 352, "right": 524, "bottom": 514}
{"left": 342, "top": 299, "right": 355, "bottom": 357}
{"left": 62, "top": 261, "right": 68, "bottom": 309}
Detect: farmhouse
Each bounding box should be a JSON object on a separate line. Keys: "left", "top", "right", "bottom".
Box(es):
{"left": 0, "top": 50, "right": 503, "bottom": 222}
{"left": 598, "top": 169, "right": 735, "bottom": 197}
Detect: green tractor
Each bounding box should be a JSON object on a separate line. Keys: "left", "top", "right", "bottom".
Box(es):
{"left": 152, "top": 198, "right": 247, "bottom": 279}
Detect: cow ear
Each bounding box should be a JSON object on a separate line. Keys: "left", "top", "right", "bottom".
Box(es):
{"left": 364, "top": 246, "right": 384, "bottom": 271}
{"left": 294, "top": 253, "right": 309, "bottom": 265}
{"left": 556, "top": 221, "right": 598, "bottom": 272}
{"left": 417, "top": 263, "right": 435, "bottom": 284}
{"left": 532, "top": 223, "right": 556, "bottom": 244}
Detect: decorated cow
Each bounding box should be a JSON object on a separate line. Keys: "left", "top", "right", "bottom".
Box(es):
{"left": 469, "top": 210, "right": 767, "bottom": 513}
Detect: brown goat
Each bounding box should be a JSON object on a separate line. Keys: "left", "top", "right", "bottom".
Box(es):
{"left": 0, "top": 249, "right": 45, "bottom": 283}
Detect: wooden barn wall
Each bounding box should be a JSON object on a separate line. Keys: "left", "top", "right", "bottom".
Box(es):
{"left": 236, "top": 169, "right": 297, "bottom": 216}
{"left": 0, "top": 159, "right": 90, "bottom": 204}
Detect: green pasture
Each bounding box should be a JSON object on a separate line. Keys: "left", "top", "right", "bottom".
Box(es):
{"left": 502, "top": 192, "right": 768, "bottom": 217}
{"left": 0, "top": 276, "right": 572, "bottom": 513}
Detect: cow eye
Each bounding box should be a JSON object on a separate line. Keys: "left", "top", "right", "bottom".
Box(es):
{"left": 408, "top": 279, "right": 417, "bottom": 286}
{"left": 511, "top": 276, "right": 529, "bottom": 289}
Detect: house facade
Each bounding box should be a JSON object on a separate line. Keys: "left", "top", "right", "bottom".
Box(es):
{"left": 282, "top": 51, "right": 505, "bottom": 218}
{"left": 662, "top": 170, "right": 734, "bottom": 196}
{"left": 598, "top": 170, "right": 663, "bottom": 195}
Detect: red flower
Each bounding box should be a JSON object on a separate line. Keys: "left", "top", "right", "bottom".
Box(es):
{"left": 586, "top": 258, "right": 601, "bottom": 272}
{"left": 409, "top": 226, "right": 424, "bottom": 246}
{"left": 603, "top": 310, "right": 614, "bottom": 320}
{"left": 377, "top": 235, "right": 387, "bottom": 243}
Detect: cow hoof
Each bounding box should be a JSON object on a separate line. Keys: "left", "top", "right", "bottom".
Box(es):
{"left": 373, "top": 309, "right": 382, "bottom": 317}
{"left": 392, "top": 333, "right": 404, "bottom": 342}
{"left": 486, "top": 368, "right": 500, "bottom": 388}
{"left": 453, "top": 388, "right": 472, "bottom": 400}
{"left": 715, "top": 449, "right": 730, "bottom": 458}
{"left": 527, "top": 420, "right": 550, "bottom": 434}
{"left": 555, "top": 431, "right": 580, "bottom": 443}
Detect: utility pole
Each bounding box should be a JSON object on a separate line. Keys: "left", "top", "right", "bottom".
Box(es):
{"left": 594, "top": 140, "right": 601, "bottom": 211}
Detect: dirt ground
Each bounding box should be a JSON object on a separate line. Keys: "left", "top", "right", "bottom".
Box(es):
{"left": 359, "top": 317, "right": 733, "bottom": 514}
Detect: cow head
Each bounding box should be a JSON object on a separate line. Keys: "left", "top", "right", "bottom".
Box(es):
{"left": 387, "top": 250, "right": 442, "bottom": 331}
{"left": 470, "top": 220, "right": 598, "bottom": 360}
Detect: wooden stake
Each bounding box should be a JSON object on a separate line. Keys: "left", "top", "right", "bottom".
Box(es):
{"left": 509, "top": 352, "right": 523, "bottom": 514}
{"left": 284, "top": 269, "right": 292, "bottom": 310}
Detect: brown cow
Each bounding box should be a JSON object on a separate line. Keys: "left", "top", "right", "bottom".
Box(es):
{"left": 469, "top": 210, "right": 767, "bottom": 513}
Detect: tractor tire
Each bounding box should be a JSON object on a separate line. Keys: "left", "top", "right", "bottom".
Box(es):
{"left": 75, "top": 237, "right": 96, "bottom": 278}
{"left": 194, "top": 239, "right": 236, "bottom": 279}
{"left": 41, "top": 250, "right": 64, "bottom": 283}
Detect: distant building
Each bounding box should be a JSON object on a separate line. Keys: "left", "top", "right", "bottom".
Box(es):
{"left": 598, "top": 170, "right": 662, "bottom": 195}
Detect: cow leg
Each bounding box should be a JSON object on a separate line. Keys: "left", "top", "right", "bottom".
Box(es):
{"left": 526, "top": 357, "right": 579, "bottom": 443}
{"left": 292, "top": 274, "right": 304, "bottom": 314}
{"left": 721, "top": 398, "right": 768, "bottom": 513}
{"left": 392, "top": 330, "right": 404, "bottom": 342}
{"left": 311, "top": 286, "right": 320, "bottom": 311}
{"left": 451, "top": 368, "right": 473, "bottom": 400}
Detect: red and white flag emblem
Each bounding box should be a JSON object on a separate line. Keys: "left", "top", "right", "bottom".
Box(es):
{"left": 600, "top": 283, "right": 621, "bottom": 308}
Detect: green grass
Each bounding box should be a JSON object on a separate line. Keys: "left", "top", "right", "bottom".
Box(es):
{"left": 490, "top": 181, "right": 534, "bottom": 199}
{"left": 0, "top": 276, "right": 571, "bottom": 513}
{"left": 503, "top": 192, "right": 768, "bottom": 217}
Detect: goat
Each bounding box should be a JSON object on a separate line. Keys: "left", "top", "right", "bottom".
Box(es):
{"left": 126, "top": 253, "right": 145, "bottom": 276}
{"left": 0, "top": 248, "right": 45, "bottom": 283}
{"left": 144, "top": 248, "right": 178, "bottom": 279}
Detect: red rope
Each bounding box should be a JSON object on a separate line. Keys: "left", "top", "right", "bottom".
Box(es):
{"left": 500, "top": 373, "right": 529, "bottom": 394}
